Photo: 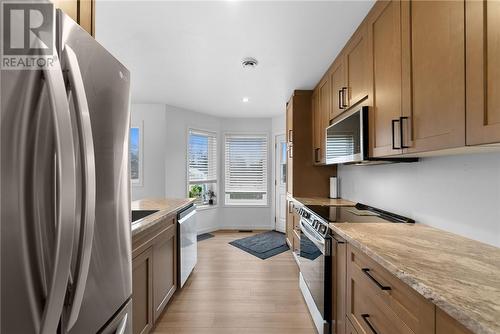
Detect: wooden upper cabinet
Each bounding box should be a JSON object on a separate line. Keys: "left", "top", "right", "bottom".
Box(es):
{"left": 286, "top": 99, "right": 294, "bottom": 195}
{"left": 51, "top": 0, "right": 95, "bottom": 36}
{"left": 367, "top": 0, "right": 403, "bottom": 157}
{"left": 466, "top": 0, "right": 500, "bottom": 145}
{"left": 330, "top": 58, "right": 346, "bottom": 121}
{"left": 286, "top": 99, "right": 293, "bottom": 143}
{"left": 312, "top": 89, "right": 321, "bottom": 163}
{"left": 317, "top": 78, "right": 331, "bottom": 164}
{"left": 343, "top": 24, "right": 369, "bottom": 109}
{"left": 401, "top": 0, "right": 465, "bottom": 153}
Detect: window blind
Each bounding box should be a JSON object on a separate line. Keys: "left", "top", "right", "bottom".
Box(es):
{"left": 224, "top": 134, "right": 268, "bottom": 195}
{"left": 188, "top": 129, "right": 217, "bottom": 183}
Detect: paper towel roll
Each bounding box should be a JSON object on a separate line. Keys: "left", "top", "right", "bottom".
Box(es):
{"left": 329, "top": 177, "right": 338, "bottom": 199}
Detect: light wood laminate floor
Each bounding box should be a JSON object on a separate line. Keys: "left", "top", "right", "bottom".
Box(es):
{"left": 152, "top": 231, "right": 316, "bottom": 334}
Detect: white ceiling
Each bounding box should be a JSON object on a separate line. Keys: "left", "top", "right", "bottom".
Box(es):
{"left": 95, "top": 1, "right": 374, "bottom": 118}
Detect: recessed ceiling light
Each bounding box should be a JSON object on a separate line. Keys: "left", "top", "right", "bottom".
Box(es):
{"left": 242, "top": 57, "right": 258, "bottom": 69}
{"left": 242, "top": 97, "right": 249, "bottom": 103}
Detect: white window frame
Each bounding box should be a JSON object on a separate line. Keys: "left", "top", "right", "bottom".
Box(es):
{"left": 130, "top": 121, "right": 143, "bottom": 187}
{"left": 186, "top": 128, "right": 218, "bottom": 209}
{"left": 223, "top": 133, "right": 269, "bottom": 207}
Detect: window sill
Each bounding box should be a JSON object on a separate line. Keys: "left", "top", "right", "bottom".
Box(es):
{"left": 196, "top": 204, "right": 218, "bottom": 211}
{"left": 222, "top": 204, "right": 270, "bottom": 209}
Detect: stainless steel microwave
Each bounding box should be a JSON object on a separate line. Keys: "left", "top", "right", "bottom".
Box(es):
{"left": 325, "top": 106, "right": 417, "bottom": 165}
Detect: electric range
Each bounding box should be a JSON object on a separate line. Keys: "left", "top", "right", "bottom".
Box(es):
{"left": 295, "top": 203, "right": 413, "bottom": 334}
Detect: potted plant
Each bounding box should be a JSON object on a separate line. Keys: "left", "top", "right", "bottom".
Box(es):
{"left": 206, "top": 190, "right": 216, "bottom": 205}
{"left": 189, "top": 185, "right": 203, "bottom": 200}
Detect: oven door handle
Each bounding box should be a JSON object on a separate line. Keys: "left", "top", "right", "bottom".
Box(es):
{"left": 300, "top": 220, "right": 327, "bottom": 254}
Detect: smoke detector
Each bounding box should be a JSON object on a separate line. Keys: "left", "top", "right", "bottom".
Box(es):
{"left": 242, "top": 57, "right": 258, "bottom": 69}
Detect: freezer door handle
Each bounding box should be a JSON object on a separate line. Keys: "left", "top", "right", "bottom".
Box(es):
{"left": 39, "top": 54, "right": 78, "bottom": 334}
{"left": 63, "top": 45, "right": 97, "bottom": 330}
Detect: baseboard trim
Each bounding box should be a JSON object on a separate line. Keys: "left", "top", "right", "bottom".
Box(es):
{"left": 197, "top": 226, "right": 274, "bottom": 235}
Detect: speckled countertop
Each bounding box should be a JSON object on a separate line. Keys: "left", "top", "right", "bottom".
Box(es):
{"left": 329, "top": 222, "right": 500, "bottom": 334}
{"left": 290, "top": 196, "right": 356, "bottom": 207}
{"left": 131, "top": 198, "right": 195, "bottom": 236}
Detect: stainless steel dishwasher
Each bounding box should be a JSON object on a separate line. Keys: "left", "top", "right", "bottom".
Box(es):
{"left": 177, "top": 204, "right": 197, "bottom": 287}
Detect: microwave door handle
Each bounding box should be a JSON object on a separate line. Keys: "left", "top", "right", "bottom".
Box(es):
{"left": 400, "top": 116, "right": 410, "bottom": 149}
{"left": 392, "top": 119, "right": 401, "bottom": 150}
{"left": 40, "top": 56, "right": 78, "bottom": 334}
{"left": 342, "top": 87, "right": 349, "bottom": 108}
{"left": 63, "top": 45, "right": 97, "bottom": 331}
{"left": 338, "top": 90, "right": 344, "bottom": 110}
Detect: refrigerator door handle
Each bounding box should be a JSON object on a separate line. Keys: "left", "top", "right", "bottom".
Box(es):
{"left": 40, "top": 56, "right": 78, "bottom": 334}
{"left": 63, "top": 45, "right": 97, "bottom": 330}
{"left": 115, "top": 313, "right": 128, "bottom": 334}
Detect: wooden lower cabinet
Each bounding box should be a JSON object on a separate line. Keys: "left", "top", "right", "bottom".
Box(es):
{"left": 436, "top": 308, "right": 473, "bottom": 334}
{"left": 346, "top": 244, "right": 435, "bottom": 334}
{"left": 332, "top": 235, "right": 347, "bottom": 334}
{"left": 286, "top": 200, "right": 294, "bottom": 247}
{"left": 132, "top": 214, "right": 178, "bottom": 334}
{"left": 346, "top": 318, "right": 359, "bottom": 334}
{"left": 152, "top": 223, "right": 177, "bottom": 321}
{"left": 132, "top": 248, "right": 153, "bottom": 334}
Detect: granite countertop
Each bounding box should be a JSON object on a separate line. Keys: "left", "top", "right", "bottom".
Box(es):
{"left": 329, "top": 222, "right": 500, "bottom": 334}
{"left": 131, "top": 197, "right": 195, "bottom": 236}
{"left": 290, "top": 196, "right": 356, "bottom": 207}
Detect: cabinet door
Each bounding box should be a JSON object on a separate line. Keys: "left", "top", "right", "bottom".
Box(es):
{"left": 330, "top": 58, "right": 346, "bottom": 121}
{"left": 346, "top": 318, "right": 359, "bottom": 334}
{"left": 312, "top": 89, "right": 321, "bottom": 164}
{"left": 436, "top": 308, "right": 472, "bottom": 334}
{"left": 332, "top": 238, "right": 347, "bottom": 334}
{"left": 367, "top": 0, "right": 404, "bottom": 157}
{"left": 153, "top": 221, "right": 177, "bottom": 321}
{"left": 401, "top": 0, "right": 465, "bottom": 153}
{"left": 286, "top": 99, "right": 294, "bottom": 194}
{"left": 286, "top": 99, "right": 293, "bottom": 143}
{"left": 466, "top": 0, "right": 500, "bottom": 145}
{"left": 51, "top": 0, "right": 94, "bottom": 36}
{"left": 344, "top": 25, "right": 369, "bottom": 108}
{"left": 132, "top": 248, "right": 153, "bottom": 334}
{"left": 78, "top": 0, "right": 94, "bottom": 36}
{"left": 286, "top": 201, "right": 294, "bottom": 247}
{"left": 318, "top": 78, "right": 331, "bottom": 164}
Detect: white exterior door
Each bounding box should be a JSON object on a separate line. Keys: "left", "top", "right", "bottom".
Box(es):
{"left": 274, "top": 134, "right": 287, "bottom": 233}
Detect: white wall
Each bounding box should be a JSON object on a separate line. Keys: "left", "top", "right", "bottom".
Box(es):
{"left": 131, "top": 104, "right": 167, "bottom": 201}
{"left": 338, "top": 152, "right": 500, "bottom": 247}
{"left": 164, "top": 105, "right": 221, "bottom": 233}
{"left": 131, "top": 103, "right": 275, "bottom": 234}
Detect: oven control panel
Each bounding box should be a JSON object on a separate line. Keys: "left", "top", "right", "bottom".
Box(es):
{"left": 297, "top": 207, "right": 330, "bottom": 238}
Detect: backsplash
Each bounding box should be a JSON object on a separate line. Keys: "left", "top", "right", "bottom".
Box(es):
{"left": 338, "top": 152, "right": 500, "bottom": 247}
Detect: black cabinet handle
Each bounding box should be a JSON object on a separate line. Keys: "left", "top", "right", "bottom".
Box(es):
{"left": 361, "top": 314, "right": 379, "bottom": 334}
{"left": 400, "top": 116, "right": 409, "bottom": 149}
{"left": 289, "top": 129, "right": 293, "bottom": 143}
{"left": 314, "top": 148, "right": 321, "bottom": 163}
{"left": 392, "top": 119, "right": 401, "bottom": 150}
{"left": 362, "top": 268, "right": 391, "bottom": 291}
{"left": 338, "top": 90, "right": 344, "bottom": 110}
{"left": 342, "top": 87, "right": 349, "bottom": 108}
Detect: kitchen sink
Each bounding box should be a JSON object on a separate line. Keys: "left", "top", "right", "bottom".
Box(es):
{"left": 132, "top": 210, "right": 159, "bottom": 223}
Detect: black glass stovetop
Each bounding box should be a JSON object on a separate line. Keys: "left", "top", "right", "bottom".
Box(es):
{"left": 305, "top": 203, "right": 414, "bottom": 224}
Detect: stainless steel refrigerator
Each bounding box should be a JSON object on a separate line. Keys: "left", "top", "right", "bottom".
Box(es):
{"left": 1, "top": 9, "right": 132, "bottom": 334}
